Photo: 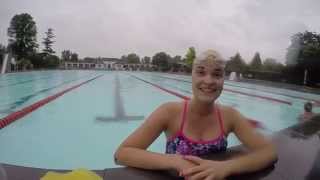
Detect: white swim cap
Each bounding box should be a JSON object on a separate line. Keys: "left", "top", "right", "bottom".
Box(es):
{"left": 194, "top": 49, "right": 225, "bottom": 68}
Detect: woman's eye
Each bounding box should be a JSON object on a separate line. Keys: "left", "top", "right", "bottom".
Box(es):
{"left": 197, "top": 71, "right": 205, "bottom": 75}
{"left": 213, "top": 73, "right": 222, "bottom": 77}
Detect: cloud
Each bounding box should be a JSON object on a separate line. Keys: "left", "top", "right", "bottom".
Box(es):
{"left": 0, "top": 0, "right": 319, "bottom": 63}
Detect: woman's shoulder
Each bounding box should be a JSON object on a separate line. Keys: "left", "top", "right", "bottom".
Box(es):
{"left": 217, "top": 104, "right": 240, "bottom": 118}
{"left": 142, "top": 101, "right": 183, "bottom": 130}
{"left": 300, "top": 112, "right": 315, "bottom": 121}
{"left": 217, "top": 104, "right": 246, "bottom": 132}
{"left": 154, "top": 101, "right": 184, "bottom": 131}
{"left": 158, "top": 101, "right": 184, "bottom": 115}
{"left": 151, "top": 101, "right": 183, "bottom": 120}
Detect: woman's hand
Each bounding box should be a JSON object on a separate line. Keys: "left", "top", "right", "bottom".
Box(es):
{"left": 181, "top": 156, "right": 232, "bottom": 180}
{"left": 169, "top": 154, "right": 198, "bottom": 176}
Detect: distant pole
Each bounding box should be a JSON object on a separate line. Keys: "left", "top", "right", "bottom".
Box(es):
{"left": 303, "top": 69, "right": 308, "bottom": 86}
{"left": 1, "top": 54, "right": 8, "bottom": 74}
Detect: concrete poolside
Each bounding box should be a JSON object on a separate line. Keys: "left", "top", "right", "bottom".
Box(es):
{"left": 1, "top": 115, "right": 319, "bottom": 180}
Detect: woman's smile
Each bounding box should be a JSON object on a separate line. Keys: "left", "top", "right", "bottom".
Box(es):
{"left": 199, "top": 87, "right": 217, "bottom": 94}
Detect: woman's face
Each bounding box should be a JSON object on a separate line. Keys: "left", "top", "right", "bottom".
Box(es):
{"left": 305, "top": 103, "right": 312, "bottom": 112}
{"left": 191, "top": 60, "right": 224, "bottom": 103}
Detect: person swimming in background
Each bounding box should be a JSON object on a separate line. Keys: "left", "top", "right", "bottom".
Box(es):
{"left": 114, "top": 49, "right": 277, "bottom": 180}
{"left": 299, "top": 102, "right": 315, "bottom": 122}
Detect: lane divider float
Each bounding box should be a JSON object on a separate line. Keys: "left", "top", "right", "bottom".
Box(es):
{"left": 0, "top": 75, "right": 103, "bottom": 129}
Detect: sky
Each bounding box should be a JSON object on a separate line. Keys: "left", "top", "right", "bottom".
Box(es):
{"left": 1, "top": 0, "right": 320, "bottom": 63}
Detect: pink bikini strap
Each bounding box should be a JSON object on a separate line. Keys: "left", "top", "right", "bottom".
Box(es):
{"left": 179, "top": 100, "right": 188, "bottom": 133}
{"left": 216, "top": 105, "right": 226, "bottom": 135}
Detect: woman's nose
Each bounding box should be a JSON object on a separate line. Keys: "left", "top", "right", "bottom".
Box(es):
{"left": 204, "top": 75, "right": 215, "bottom": 84}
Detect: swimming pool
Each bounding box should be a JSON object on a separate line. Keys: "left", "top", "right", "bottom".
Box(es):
{"left": 0, "top": 70, "right": 319, "bottom": 170}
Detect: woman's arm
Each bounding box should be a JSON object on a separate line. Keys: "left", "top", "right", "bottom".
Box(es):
{"left": 114, "top": 102, "right": 196, "bottom": 171}
{"left": 226, "top": 108, "right": 278, "bottom": 175}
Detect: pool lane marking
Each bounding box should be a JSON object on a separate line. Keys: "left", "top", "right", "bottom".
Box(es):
{"left": 131, "top": 75, "right": 190, "bottom": 100}
{"left": 0, "top": 74, "right": 99, "bottom": 114}
{"left": 0, "top": 74, "right": 104, "bottom": 129}
{"left": 223, "top": 82, "right": 320, "bottom": 104}
{"left": 96, "top": 74, "right": 144, "bottom": 122}
{"left": 150, "top": 75, "right": 292, "bottom": 105}
{"left": 223, "top": 88, "right": 292, "bottom": 105}
{"left": 156, "top": 74, "right": 320, "bottom": 104}
{"left": 131, "top": 75, "right": 263, "bottom": 128}
{"left": 0, "top": 75, "right": 57, "bottom": 88}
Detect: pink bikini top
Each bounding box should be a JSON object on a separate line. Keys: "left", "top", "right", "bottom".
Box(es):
{"left": 165, "top": 101, "right": 227, "bottom": 156}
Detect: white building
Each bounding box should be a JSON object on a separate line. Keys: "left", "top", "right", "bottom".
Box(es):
{"left": 64, "top": 58, "right": 156, "bottom": 71}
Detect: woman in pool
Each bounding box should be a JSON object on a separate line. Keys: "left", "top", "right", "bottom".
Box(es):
{"left": 299, "top": 102, "right": 315, "bottom": 122}
{"left": 114, "top": 50, "right": 277, "bottom": 180}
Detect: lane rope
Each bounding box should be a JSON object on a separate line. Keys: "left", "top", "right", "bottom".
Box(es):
{"left": 0, "top": 75, "right": 104, "bottom": 129}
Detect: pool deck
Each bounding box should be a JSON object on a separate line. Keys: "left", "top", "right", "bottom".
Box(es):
{"left": 2, "top": 115, "right": 320, "bottom": 180}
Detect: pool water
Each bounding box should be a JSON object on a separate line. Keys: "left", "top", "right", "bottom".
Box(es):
{"left": 0, "top": 71, "right": 319, "bottom": 169}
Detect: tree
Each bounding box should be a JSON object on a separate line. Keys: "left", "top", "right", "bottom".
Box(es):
{"left": 17, "top": 58, "right": 33, "bottom": 71}
{"left": 0, "top": 44, "right": 6, "bottom": 56}
{"left": 263, "top": 58, "right": 284, "bottom": 72}
{"left": 28, "top": 53, "right": 45, "bottom": 68}
{"left": 286, "top": 33, "right": 302, "bottom": 66}
{"left": 169, "top": 55, "right": 183, "bottom": 72}
{"left": 225, "top": 52, "right": 247, "bottom": 75}
{"left": 120, "top": 55, "right": 127, "bottom": 61}
{"left": 61, "top": 50, "right": 72, "bottom": 61}
{"left": 141, "top": 56, "right": 151, "bottom": 64}
{"left": 185, "top": 47, "right": 196, "bottom": 67}
{"left": 249, "top": 52, "right": 262, "bottom": 71}
{"left": 170, "top": 55, "right": 181, "bottom": 63}
{"left": 152, "top": 52, "right": 170, "bottom": 71}
{"left": 71, "top": 53, "right": 78, "bottom": 61}
{"left": 42, "top": 28, "right": 55, "bottom": 56}
{"left": 285, "top": 31, "right": 320, "bottom": 86}
{"left": 44, "top": 55, "right": 60, "bottom": 68}
{"left": 0, "top": 44, "right": 6, "bottom": 54}
{"left": 7, "top": 13, "right": 38, "bottom": 61}
{"left": 127, "top": 53, "right": 140, "bottom": 63}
